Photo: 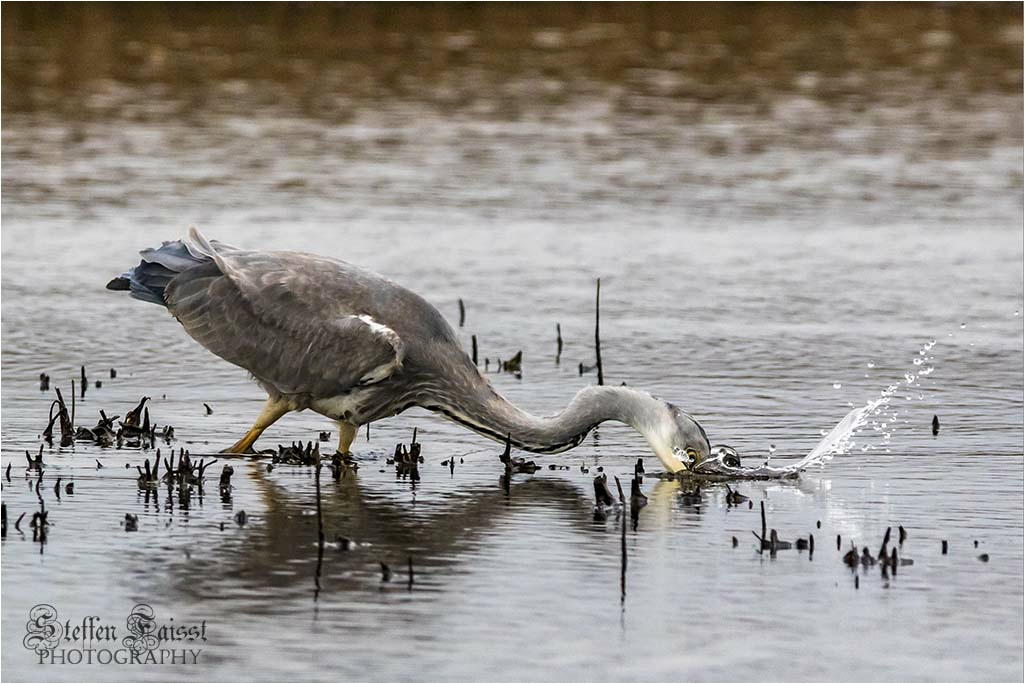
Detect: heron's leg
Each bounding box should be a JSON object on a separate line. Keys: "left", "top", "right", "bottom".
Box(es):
{"left": 224, "top": 397, "right": 290, "bottom": 454}
{"left": 336, "top": 422, "right": 358, "bottom": 455}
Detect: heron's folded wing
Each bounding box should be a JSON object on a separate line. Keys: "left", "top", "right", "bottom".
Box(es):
{"left": 165, "top": 257, "right": 403, "bottom": 397}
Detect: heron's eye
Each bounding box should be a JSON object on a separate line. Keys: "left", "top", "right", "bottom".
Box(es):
{"left": 685, "top": 448, "right": 699, "bottom": 463}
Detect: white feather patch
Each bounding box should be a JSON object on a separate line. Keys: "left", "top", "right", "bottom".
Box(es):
{"left": 354, "top": 314, "right": 404, "bottom": 384}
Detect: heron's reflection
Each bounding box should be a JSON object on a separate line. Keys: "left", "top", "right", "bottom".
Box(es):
{"left": 162, "top": 460, "right": 809, "bottom": 606}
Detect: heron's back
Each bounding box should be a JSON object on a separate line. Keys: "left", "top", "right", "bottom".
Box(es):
{"left": 109, "top": 233, "right": 467, "bottom": 402}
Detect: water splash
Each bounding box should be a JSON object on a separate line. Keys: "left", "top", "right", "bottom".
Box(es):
{"left": 692, "top": 338, "right": 939, "bottom": 479}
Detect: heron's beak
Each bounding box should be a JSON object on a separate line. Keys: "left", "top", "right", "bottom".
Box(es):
{"left": 655, "top": 445, "right": 689, "bottom": 474}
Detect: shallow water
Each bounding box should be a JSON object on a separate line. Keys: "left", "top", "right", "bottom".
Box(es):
{"left": 2, "top": 5, "right": 1023, "bottom": 682}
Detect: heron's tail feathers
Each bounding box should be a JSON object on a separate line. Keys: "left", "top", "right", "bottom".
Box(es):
{"left": 106, "top": 227, "right": 229, "bottom": 306}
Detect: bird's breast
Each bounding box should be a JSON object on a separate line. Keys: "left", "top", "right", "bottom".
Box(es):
{"left": 309, "top": 386, "right": 400, "bottom": 424}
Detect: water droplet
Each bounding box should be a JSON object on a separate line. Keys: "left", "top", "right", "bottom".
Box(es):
{"left": 820, "top": 429, "right": 828, "bottom": 436}
{"left": 913, "top": 358, "right": 923, "bottom": 365}
{"left": 960, "top": 322, "right": 967, "bottom": 329}
{"left": 768, "top": 444, "right": 776, "bottom": 454}
{"left": 833, "top": 382, "right": 842, "bottom": 389}
{"left": 1015, "top": 310, "right": 1020, "bottom": 317}
{"left": 866, "top": 361, "right": 875, "bottom": 368}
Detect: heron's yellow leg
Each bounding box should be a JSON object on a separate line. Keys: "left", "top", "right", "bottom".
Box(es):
{"left": 224, "top": 397, "right": 290, "bottom": 454}
{"left": 336, "top": 422, "right": 358, "bottom": 455}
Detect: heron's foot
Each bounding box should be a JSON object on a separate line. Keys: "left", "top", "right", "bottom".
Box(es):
{"left": 330, "top": 450, "right": 359, "bottom": 478}
{"left": 219, "top": 446, "right": 258, "bottom": 455}
{"left": 332, "top": 451, "right": 358, "bottom": 467}
{"left": 223, "top": 429, "right": 263, "bottom": 454}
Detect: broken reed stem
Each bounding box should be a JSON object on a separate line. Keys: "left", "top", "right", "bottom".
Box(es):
{"left": 458, "top": 298, "right": 465, "bottom": 327}
{"left": 620, "top": 503, "right": 627, "bottom": 603}
{"left": 594, "top": 278, "right": 604, "bottom": 386}
{"left": 556, "top": 323, "right": 563, "bottom": 363}
{"left": 760, "top": 500, "right": 767, "bottom": 541}
{"left": 70, "top": 380, "right": 76, "bottom": 429}
{"left": 313, "top": 450, "right": 324, "bottom": 602}
{"left": 471, "top": 334, "right": 478, "bottom": 366}
{"left": 314, "top": 449, "right": 324, "bottom": 546}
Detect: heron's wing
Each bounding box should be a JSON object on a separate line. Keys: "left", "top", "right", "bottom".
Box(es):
{"left": 164, "top": 230, "right": 403, "bottom": 397}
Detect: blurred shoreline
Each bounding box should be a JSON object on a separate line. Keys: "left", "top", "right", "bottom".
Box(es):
{"left": 3, "top": 3, "right": 1022, "bottom": 228}
{"left": 3, "top": 2, "right": 1022, "bottom": 119}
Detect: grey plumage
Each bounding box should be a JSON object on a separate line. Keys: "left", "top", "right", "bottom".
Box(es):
{"left": 108, "top": 228, "right": 712, "bottom": 472}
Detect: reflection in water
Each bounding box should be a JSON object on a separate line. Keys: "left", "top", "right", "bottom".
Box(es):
{"left": 130, "top": 453, "right": 736, "bottom": 609}
{"left": 164, "top": 465, "right": 802, "bottom": 614}
{"left": 220, "top": 468, "right": 601, "bottom": 600}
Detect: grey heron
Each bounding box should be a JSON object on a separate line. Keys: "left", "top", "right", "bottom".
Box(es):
{"left": 108, "top": 228, "right": 714, "bottom": 473}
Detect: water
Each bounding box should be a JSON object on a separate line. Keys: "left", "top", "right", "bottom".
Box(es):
{"left": 2, "top": 5, "right": 1023, "bottom": 681}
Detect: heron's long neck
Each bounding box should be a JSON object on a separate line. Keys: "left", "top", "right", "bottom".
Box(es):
{"left": 431, "top": 381, "right": 664, "bottom": 455}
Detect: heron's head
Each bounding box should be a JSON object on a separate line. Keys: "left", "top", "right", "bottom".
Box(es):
{"left": 645, "top": 402, "right": 713, "bottom": 473}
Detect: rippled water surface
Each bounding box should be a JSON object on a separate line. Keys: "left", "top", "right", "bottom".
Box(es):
{"left": 2, "top": 5, "right": 1023, "bottom": 681}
